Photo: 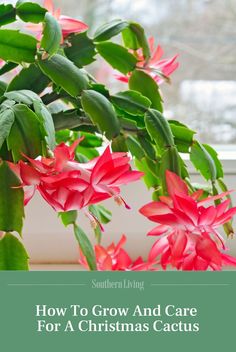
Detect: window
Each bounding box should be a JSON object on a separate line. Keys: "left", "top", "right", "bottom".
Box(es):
{"left": 55, "top": 0, "right": 236, "bottom": 145}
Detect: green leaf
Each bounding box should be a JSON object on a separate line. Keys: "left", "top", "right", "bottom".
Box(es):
{"left": 0, "top": 161, "right": 24, "bottom": 234}
{"left": 114, "top": 105, "right": 145, "bottom": 127}
{"left": 210, "top": 180, "right": 234, "bottom": 237}
{"left": 137, "top": 134, "right": 156, "bottom": 160}
{"left": 41, "top": 12, "right": 61, "bottom": 56}
{"left": 79, "top": 132, "right": 102, "bottom": 148}
{"left": 111, "top": 135, "right": 128, "bottom": 152}
{"left": 217, "top": 188, "right": 234, "bottom": 237}
{"left": 59, "top": 210, "right": 77, "bottom": 227}
{"left": 0, "top": 80, "right": 7, "bottom": 96}
{"left": 81, "top": 90, "right": 120, "bottom": 139}
{"left": 203, "top": 144, "right": 223, "bottom": 179}
{"left": 217, "top": 178, "right": 233, "bottom": 215}
{"left": 122, "top": 27, "right": 140, "bottom": 50}
{"left": 191, "top": 182, "right": 212, "bottom": 195}
{"left": 4, "top": 89, "right": 41, "bottom": 105}
{"left": 159, "top": 146, "right": 181, "bottom": 190}
{"left": 88, "top": 204, "right": 112, "bottom": 243}
{"left": 145, "top": 157, "right": 159, "bottom": 179}
{"left": 75, "top": 152, "right": 89, "bottom": 163}
{"left": 7, "top": 64, "right": 50, "bottom": 94}
{"left": 91, "top": 205, "right": 112, "bottom": 224}
{"left": 89, "top": 83, "right": 110, "bottom": 98}
{"left": 1, "top": 100, "right": 15, "bottom": 110}
{"left": 38, "top": 54, "right": 89, "bottom": 97}
{"left": 0, "top": 62, "right": 18, "bottom": 76}
{"left": 73, "top": 224, "right": 97, "bottom": 271}
{"left": 190, "top": 141, "right": 217, "bottom": 181}
{"left": 135, "top": 157, "right": 159, "bottom": 189}
{"left": 111, "top": 90, "right": 151, "bottom": 116}
{"left": 52, "top": 109, "right": 86, "bottom": 131}
{"left": 64, "top": 31, "right": 96, "bottom": 67}
{"left": 0, "top": 108, "right": 15, "bottom": 149}
{"left": 76, "top": 146, "right": 99, "bottom": 160}
{"left": 93, "top": 226, "right": 102, "bottom": 244}
{"left": 16, "top": 1, "right": 47, "bottom": 23}
{"left": 126, "top": 135, "right": 144, "bottom": 160}
{"left": 96, "top": 42, "right": 137, "bottom": 75}
{"left": 179, "top": 156, "right": 189, "bottom": 179}
{"left": 129, "top": 69, "right": 163, "bottom": 112}
{"left": 41, "top": 91, "right": 67, "bottom": 105}
{"left": 223, "top": 221, "right": 234, "bottom": 237}
{"left": 0, "top": 29, "right": 37, "bottom": 64}
{"left": 217, "top": 178, "right": 231, "bottom": 199}
{"left": 7, "top": 104, "right": 44, "bottom": 162}
{"left": 0, "top": 4, "right": 16, "bottom": 26}
{"left": 73, "top": 125, "right": 98, "bottom": 134}
{"left": 94, "top": 19, "right": 129, "bottom": 42}
{"left": 0, "top": 141, "right": 12, "bottom": 161}
{"left": 48, "top": 101, "right": 68, "bottom": 114}
{"left": 55, "top": 129, "right": 71, "bottom": 144}
{"left": 128, "top": 22, "right": 151, "bottom": 60}
{"left": 89, "top": 204, "right": 112, "bottom": 226}
{"left": 118, "top": 115, "right": 139, "bottom": 131}
{"left": 0, "top": 233, "right": 29, "bottom": 270}
{"left": 33, "top": 101, "right": 56, "bottom": 150}
{"left": 144, "top": 109, "right": 175, "bottom": 151}
{"left": 169, "top": 120, "right": 195, "bottom": 153}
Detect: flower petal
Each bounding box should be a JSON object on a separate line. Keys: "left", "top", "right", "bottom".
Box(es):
{"left": 196, "top": 237, "right": 222, "bottom": 266}
{"left": 197, "top": 191, "right": 233, "bottom": 206}
{"left": 148, "top": 236, "right": 169, "bottom": 261}
{"left": 173, "top": 194, "right": 198, "bottom": 225}
{"left": 215, "top": 199, "right": 231, "bottom": 218}
{"left": 139, "top": 201, "right": 171, "bottom": 218}
{"left": 44, "top": 0, "right": 54, "bottom": 13}
{"left": 19, "top": 161, "right": 41, "bottom": 185}
{"left": 166, "top": 170, "right": 188, "bottom": 198}
{"left": 169, "top": 230, "right": 187, "bottom": 263}
{"left": 147, "top": 224, "right": 170, "bottom": 236}
{"left": 59, "top": 16, "right": 88, "bottom": 36}
{"left": 116, "top": 248, "right": 132, "bottom": 270}
{"left": 24, "top": 185, "right": 36, "bottom": 205}
{"left": 198, "top": 206, "right": 217, "bottom": 226}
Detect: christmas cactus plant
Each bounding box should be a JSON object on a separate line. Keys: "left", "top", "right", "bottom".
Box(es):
{"left": 0, "top": 0, "right": 236, "bottom": 271}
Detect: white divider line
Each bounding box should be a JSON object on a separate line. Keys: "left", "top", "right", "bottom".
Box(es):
{"left": 8, "top": 283, "right": 86, "bottom": 286}
{"left": 150, "top": 283, "right": 230, "bottom": 286}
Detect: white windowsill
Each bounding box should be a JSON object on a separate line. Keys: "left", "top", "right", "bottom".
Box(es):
{"left": 30, "top": 264, "right": 84, "bottom": 271}
{"left": 212, "top": 145, "right": 236, "bottom": 160}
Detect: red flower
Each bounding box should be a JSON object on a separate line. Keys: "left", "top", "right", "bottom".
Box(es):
{"left": 27, "top": 0, "right": 88, "bottom": 40}
{"left": 12, "top": 140, "right": 143, "bottom": 213}
{"left": 140, "top": 170, "right": 236, "bottom": 271}
{"left": 115, "top": 37, "right": 179, "bottom": 84}
{"left": 79, "top": 234, "right": 157, "bottom": 271}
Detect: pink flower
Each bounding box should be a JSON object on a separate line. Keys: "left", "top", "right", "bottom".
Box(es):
{"left": 140, "top": 170, "right": 236, "bottom": 271}
{"left": 79, "top": 234, "right": 157, "bottom": 271}
{"left": 11, "top": 139, "right": 143, "bottom": 213}
{"left": 27, "top": 0, "right": 88, "bottom": 40}
{"left": 115, "top": 37, "right": 179, "bottom": 84}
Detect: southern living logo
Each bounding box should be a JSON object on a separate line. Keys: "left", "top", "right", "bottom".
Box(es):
{"left": 91, "top": 278, "right": 145, "bottom": 291}
{"left": 35, "top": 304, "right": 200, "bottom": 333}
